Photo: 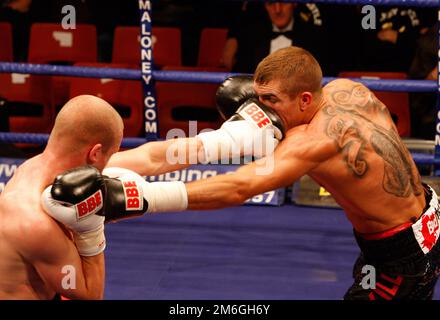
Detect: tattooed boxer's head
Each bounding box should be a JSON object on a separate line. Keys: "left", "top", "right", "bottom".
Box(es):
{"left": 254, "top": 46, "right": 323, "bottom": 128}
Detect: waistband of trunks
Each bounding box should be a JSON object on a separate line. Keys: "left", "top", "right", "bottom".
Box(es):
{"left": 354, "top": 184, "right": 439, "bottom": 266}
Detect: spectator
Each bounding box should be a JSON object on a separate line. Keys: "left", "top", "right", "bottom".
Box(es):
{"left": 222, "top": 2, "right": 330, "bottom": 75}
{"left": 358, "top": 6, "right": 423, "bottom": 72}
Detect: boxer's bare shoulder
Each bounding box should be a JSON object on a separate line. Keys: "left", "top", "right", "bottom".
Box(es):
{"left": 0, "top": 181, "right": 64, "bottom": 256}
{"left": 323, "top": 78, "right": 389, "bottom": 116}
{"left": 315, "top": 78, "right": 423, "bottom": 199}
{"left": 0, "top": 156, "right": 76, "bottom": 297}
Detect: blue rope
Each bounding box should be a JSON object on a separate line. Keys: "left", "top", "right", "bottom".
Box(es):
{"left": 323, "top": 77, "right": 437, "bottom": 93}
{"left": 0, "top": 132, "right": 150, "bottom": 149}
{"left": 0, "top": 63, "right": 436, "bottom": 92}
{"left": 0, "top": 62, "right": 139, "bottom": 80}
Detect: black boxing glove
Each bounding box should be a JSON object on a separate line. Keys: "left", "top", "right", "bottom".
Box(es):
{"left": 42, "top": 166, "right": 189, "bottom": 238}
{"left": 101, "top": 167, "right": 188, "bottom": 223}
{"left": 215, "top": 75, "right": 257, "bottom": 120}
{"left": 41, "top": 165, "right": 106, "bottom": 256}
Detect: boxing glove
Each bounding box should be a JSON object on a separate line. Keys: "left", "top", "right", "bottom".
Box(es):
{"left": 197, "top": 98, "right": 285, "bottom": 163}
{"left": 101, "top": 167, "right": 188, "bottom": 223}
{"left": 215, "top": 75, "right": 256, "bottom": 120}
{"left": 232, "top": 98, "right": 285, "bottom": 140}
{"left": 41, "top": 165, "right": 106, "bottom": 256}
{"left": 42, "top": 166, "right": 188, "bottom": 231}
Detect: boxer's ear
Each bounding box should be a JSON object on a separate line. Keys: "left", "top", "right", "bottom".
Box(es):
{"left": 299, "top": 92, "right": 313, "bottom": 112}
{"left": 87, "top": 144, "right": 103, "bottom": 165}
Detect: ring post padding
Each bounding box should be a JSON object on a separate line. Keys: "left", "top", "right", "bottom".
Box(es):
{"left": 139, "top": 0, "right": 159, "bottom": 140}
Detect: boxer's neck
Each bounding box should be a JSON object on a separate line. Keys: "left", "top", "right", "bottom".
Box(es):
{"left": 302, "top": 92, "right": 325, "bottom": 125}
{"left": 39, "top": 149, "right": 89, "bottom": 184}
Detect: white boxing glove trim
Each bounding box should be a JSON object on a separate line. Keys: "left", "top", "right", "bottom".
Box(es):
{"left": 103, "top": 167, "right": 139, "bottom": 179}
{"left": 236, "top": 102, "right": 283, "bottom": 140}
{"left": 73, "top": 224, "right": 106, "bottom": 257}
{"left": 144, "top": 181, "right": 188, "bottom": 213}
{"left": 114, "top": 171, "right": 188, "bottom": 214}
{"left": 197, "top": 126, "right": 237, "bottom": 164}
{"left": 197, "top": 120, "right": 278, "bottom": 163}
{"left": 41, "top": 186, "right": 106, "bottom": 256}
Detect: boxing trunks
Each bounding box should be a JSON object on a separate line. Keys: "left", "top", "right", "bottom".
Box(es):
{"left": 344, "top": 184, "right": 440, "bottom": 300}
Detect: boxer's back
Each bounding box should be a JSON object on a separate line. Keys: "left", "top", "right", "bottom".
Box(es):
{"left": 0, "top": 158, "right": 56, "bottom": 299}
{"left": 307, "top": 79, "right": 425, "bottom": 233}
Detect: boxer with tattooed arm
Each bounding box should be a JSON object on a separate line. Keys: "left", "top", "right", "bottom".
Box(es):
{"left": 184, "top": 46, "right": 440, "bottom": 300}
{"left": 40, "top": 47, "right": 440, "bottom": 300}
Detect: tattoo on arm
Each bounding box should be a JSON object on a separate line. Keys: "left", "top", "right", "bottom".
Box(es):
{"left": 370, "top": 129, "right": 422, "bottom": 197}
{"left": 326, "top": 115, "right": 368, "bottom": 177}
{"left": 323, "top": 83, "right": 422, "bottom": 197}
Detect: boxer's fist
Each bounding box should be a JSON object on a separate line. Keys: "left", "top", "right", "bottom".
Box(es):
{"left": 215, "top": 75, "right": 256, "bottom": 120}
{"left": 197, "top": 98, "right": 285, "bottom": 163}
{"left": 101, "top": 170, "right": 148, "bottom": 223}
{"left": 102, "top": 167, "right": 188, "bottom": 223}
{"left": 41, "top": 165, "right": 106, "bottom": 256}
{"left": 231, "top": 98, "right": 284, "bottom": 141}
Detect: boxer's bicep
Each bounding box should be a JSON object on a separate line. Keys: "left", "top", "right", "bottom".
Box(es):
{"left": 237, "top": 137, "right": 322, "bottom": 197}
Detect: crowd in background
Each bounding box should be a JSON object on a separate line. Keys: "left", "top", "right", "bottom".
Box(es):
{"left": 0, "top": 0, "right": 438, "bottom": 140}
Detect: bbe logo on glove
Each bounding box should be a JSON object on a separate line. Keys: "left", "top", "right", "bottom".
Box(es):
{"left": 76, "top": 190, "right": 103, "bottom": 220}
{"left": 121, "top": 180, "right": 144, "bottom": 211}
{"left": 238, "top": 103, "right": 272, "bottom": 129}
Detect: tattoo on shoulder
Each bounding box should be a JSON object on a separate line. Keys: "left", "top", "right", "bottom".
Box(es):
{"left": 323, "top": 83, "right": 422, "bottom": 198}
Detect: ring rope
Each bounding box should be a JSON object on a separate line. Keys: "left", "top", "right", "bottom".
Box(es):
{"left": 0, "top": 132, "right": 147, "bottom": 149}
{"left": 0, "top": 63, "right": 436, "bottom": 92}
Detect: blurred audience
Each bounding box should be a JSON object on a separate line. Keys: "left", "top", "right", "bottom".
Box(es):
{"left": 358, "top": 6, "right": 428, "bottom": 72}
{"left": 222, "top": 2, "right": 332, "bottom": 75}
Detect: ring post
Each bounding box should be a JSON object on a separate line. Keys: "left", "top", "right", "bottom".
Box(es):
{"left": 139, "top": 0, "right": 159, "bottom": 140}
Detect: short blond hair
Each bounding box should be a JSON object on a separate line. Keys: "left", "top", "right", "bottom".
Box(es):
{"left": 254, "top": 46, "right": 322, "bottom": 98}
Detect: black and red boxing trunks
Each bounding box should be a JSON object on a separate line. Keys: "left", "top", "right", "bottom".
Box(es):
{"left": 345, "top": 184, "right": 440, "bottom": 300}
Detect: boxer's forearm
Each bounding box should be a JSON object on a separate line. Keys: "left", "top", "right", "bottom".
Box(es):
{"left": 186, "top": 173, "right": 249, "bottom": 210}
{"left": 55, "top": 252, "right": 106, "bottom": 300}
{"left": 78, "top": 254, "right": 105, "bottom": 300}
{"left": 108, "top": 138, "right": 204, "bottom": 176}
